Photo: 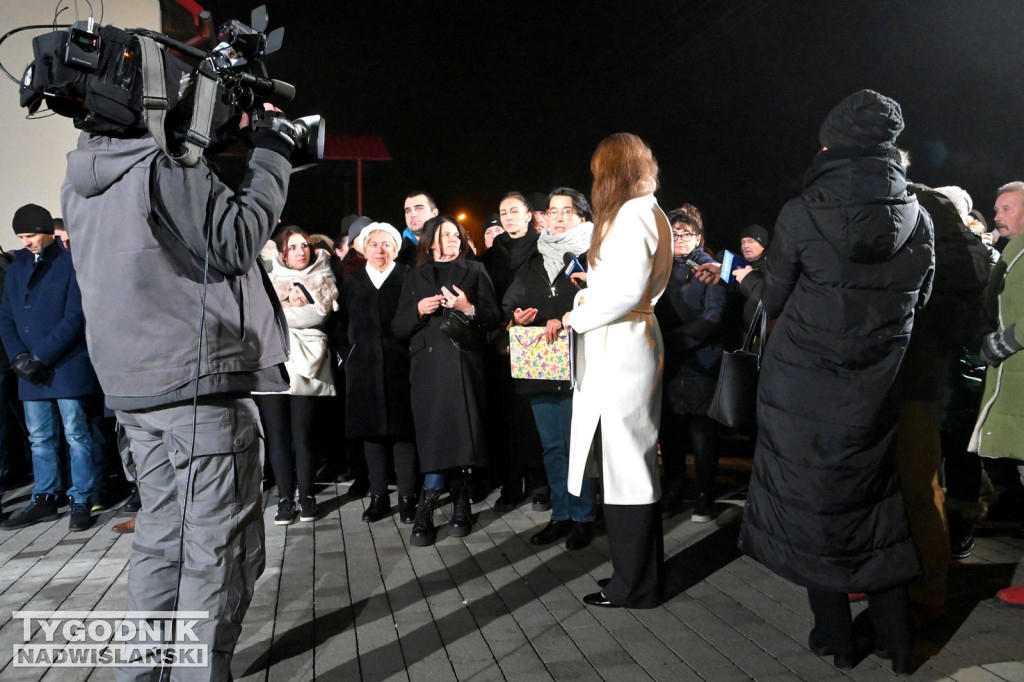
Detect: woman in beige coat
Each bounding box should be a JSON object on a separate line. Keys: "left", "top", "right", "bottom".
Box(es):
{"left": 563, "top": 133, "right": 673, "bottom": 608}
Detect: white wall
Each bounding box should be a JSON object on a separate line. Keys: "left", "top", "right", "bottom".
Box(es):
{"left": 0, "top": 0, "right": 160, "bottom": 251}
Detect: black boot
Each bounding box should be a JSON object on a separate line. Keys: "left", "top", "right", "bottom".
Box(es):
{"left": 448, "top": 474, "right": 473, "bottom": 537}
{"left": 398, "top": 494, "right": 418, "bottom": 524}
{"left": 362, "top": 494, "right": 391, "bottom": 523}
{"left": 1, "top": 493, "right": 61, "bottom": 529}
{"left": 410, "top": 488, "right": 441, "bottom": 547}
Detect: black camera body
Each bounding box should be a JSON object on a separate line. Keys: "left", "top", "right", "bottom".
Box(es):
{"left": 17, "top": 6, "right": 324, "bottom": 164}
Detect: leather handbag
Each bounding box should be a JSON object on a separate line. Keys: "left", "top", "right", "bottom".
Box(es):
{"left": 509, "top": 326, "right": 571, "bottom": 381}
{"left": 440, "top": 307, "right": 486, "bottom": 351}
{"left": 707, "top": 300, "right": 766, "bottom": 429}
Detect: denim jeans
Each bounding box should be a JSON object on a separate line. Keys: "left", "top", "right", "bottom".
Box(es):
{"left": 24, "top": 398, "right": 95, "bottom": 505}
{"left": 530, "top": 393, "right": 595, "bottom": 522}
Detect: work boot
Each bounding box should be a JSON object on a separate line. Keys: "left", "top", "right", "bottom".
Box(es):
{"left": 1, "top": 494, "right": 61, "bottom": 530}
{"left": 410, "top": 488, "right": 442, "bottom": 547}
{"left": 448, "top": 476, "right": 473, "bottom": 537}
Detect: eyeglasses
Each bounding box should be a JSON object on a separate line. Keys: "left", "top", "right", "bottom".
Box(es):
{"left": 672, "top": 232, "right": 696, "bottom": 241}
{"left": 547, "top": 208, "right": 576, "bottom": 218}
{"left": 286, "top": 242, "right": 310, "bottom": 251}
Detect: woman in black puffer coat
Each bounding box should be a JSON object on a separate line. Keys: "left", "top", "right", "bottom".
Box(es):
{"left": 654, "top": 205, "right": 727, "bottom": 522}
{"left": 737, "top": 90, "right": 934, "bottom": 674}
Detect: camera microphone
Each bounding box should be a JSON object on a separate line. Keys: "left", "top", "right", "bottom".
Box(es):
{"left": 236, "top": 72, "right": 295, "bottom": 101}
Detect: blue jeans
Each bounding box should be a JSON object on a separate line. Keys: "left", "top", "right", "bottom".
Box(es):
{"left": 530, "top": 393, "right": 595, "bottom": 522}
{"left": 24, "top": 398, "right": 95, "bottom": 505}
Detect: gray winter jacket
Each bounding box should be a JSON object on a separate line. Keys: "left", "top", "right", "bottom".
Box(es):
{"left": 61, "top": 133, "right": 291, "bottom": 410}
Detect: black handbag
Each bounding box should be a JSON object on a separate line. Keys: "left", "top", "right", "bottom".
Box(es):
{"left": 440, "top": 307, "right": 486, "bottom": 351}
{"left": 707, "top": 300, "right": 766, "bottom": 429}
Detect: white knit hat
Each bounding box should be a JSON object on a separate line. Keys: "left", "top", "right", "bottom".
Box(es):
{"left": 358, "top": 222, "right": 402, "bottom": 251}
{"left": 933, "top": 186, "right": 973, "bottom": 224}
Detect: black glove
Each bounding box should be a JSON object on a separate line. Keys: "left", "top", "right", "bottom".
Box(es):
{"left": 11, "top": 352, "right": 52, "bottom": 384}
{"left": 979, "top": 323, "right": 1023, "bottom": 366}
{"left": 246, "top": 111, "right": 296, "bottom": 160}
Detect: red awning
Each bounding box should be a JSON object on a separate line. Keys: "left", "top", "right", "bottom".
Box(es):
{"left": 322, "top": 134, "right": 392, "bottom": 162}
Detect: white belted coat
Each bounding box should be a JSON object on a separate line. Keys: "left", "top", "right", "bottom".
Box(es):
{"left": 567, "top": 194, "right": 673, "bottom": 504}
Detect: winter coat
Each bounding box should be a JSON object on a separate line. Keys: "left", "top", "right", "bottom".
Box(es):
{"left": 567, "top": 194, "right": 673, "bottom": 505}
{"left": 483, "top": 229, "right": 540, "bottom": 304}
{"left": 502, "top": 250, "right": 585, "bottom": 395}
{"left": 738, "top": 148, "right": 935, "bottom": 593}
{"left": 392, "top": 258, "right": 501, "bottom": 471}
{"left": 656, "top": 248, "right": 727, "bottom": 416}
{"left": 0, "top": 239, "right": 100, "bottom": 400}
{"left": 340, "top": 264, "right": 414, "bottom": 439}
{"left": 266, "top": 249, "right": 338, "bottom": 397}
{"left": 970, "top": 234, "right": 1024, "bottom": 459}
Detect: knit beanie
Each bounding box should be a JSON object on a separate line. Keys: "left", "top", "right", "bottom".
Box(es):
{"left": 819, "top": 89, "right": 904, "bottom": 151}
{"left": 739, "top": 224, "right": 769, "bottom": 248}
{"left": 933, "top": 186, "right": 973, "bottom": 224}
{"left": 13, "top": 203, "right": 54, "bottom": 235}
{"left": 358, "top": 222, "right": 403, "bottom": 251}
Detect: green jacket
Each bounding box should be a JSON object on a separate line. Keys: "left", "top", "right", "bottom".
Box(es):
{"left": 971, "top": 234, "right": 1024, "bottom": 459}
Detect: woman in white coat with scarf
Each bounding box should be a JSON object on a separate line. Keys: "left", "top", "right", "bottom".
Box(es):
{"left": 562, "top": 133, "right": 673, "bottom": 609}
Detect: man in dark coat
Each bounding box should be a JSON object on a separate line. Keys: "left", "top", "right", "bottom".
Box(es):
{"left": 737, "top": 90, "right": 935, "bottom": 673}
{"left": 0, "top": 204, "right": 99, "bottom": 532}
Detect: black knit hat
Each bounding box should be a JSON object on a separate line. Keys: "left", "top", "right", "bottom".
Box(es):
{"left": 12, "top": 203, "right": 54, "bottom": 235}
{"left": 526, "top": 192, "right": 548, "bottom": 213}
{"left": 483, "top": 213, "right": 501, "bottom": 229}
{"left": 819, "top": 89, "right": 904, "bottom": 151}
{"left": 739, "top": 224, "right": 769, "bottom": 248}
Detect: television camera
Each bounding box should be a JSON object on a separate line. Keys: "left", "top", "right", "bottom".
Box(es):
{"left": 8, "top": 5, "right": 324, "bottom": 166}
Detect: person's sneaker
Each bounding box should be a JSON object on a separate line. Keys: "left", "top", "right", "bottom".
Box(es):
{"left": 691, "top": 492, "right": 715, "bottom": 523}
{"left": 69, "top": 503, "right": 93, "bottom": 532}
{"left": 274, "top": 497, "right": 296, "bottom": 526}
{"left": 531, "top": 492, "right": 551, "bottom": 512}
{"left": 299, "top": 497, "right": 318, "bottom": 522}
{"left": 950, "top": 526, "right": 975, "bottom": 560}
{"left": 0, "top": 494, "right": 61, "bottom": 529}
{"left": 995, "top": 583, "right": 1024, "bottom": 608}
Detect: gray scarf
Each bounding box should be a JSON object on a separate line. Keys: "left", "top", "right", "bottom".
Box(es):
{"left": 537, "top": 221, "right": 594, "bottom": 282}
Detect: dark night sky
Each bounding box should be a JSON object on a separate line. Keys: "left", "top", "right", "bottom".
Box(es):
{"left": 200, "top": 1, "right": 1024, "bottom": 250}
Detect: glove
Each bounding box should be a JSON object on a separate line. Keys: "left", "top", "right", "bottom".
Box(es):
{"left": 979, "top": 323, "right": 1023, "bottom": 366}
{"left": 246, "top": 111, "right": 296, "bottom": 159}
{"left": 11, "top": 352, "right": 52, "bottom": 384}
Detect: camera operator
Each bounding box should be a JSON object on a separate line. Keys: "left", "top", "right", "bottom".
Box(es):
{"left": 60, "top": 103, "right": 295, "bottom": 680}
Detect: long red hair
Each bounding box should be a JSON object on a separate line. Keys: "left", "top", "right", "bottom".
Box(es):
{"left": 588, "top": 133, "right": 659, "bottom": 266}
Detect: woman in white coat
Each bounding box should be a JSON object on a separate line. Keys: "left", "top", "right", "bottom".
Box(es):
{"left": 562, "top": 133, "right": 673, "bottom": 609}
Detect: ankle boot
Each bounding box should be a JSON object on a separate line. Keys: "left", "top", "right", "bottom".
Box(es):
{"left": 448, "top": 474, "right": 473, "bottom": 537}
{"left": 410, "top": 488, "right": 441, "bottom": 547}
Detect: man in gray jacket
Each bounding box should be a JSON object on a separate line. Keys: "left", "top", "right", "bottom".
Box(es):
{"left": 61, "top": 113, "right": 294, "bottom": 680}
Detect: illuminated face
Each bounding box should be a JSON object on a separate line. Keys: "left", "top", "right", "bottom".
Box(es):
{"left": 671, "top": 224, "right": 699, "bottom": 257}
{"left": 499, "top": 197, "right": 530, "bottom": 238}
{"left": 404, "top": 194, "right": 438, "bottom": 236}
{"left": 740, "top": 237, "right": 764, "bottom": 260}
{"left": 533, "top": 210, "right": 548, "bottom": 233}
{"left": 364, "top": 231, "right": 396, "bottom": 272}
{"left": 284, "top": 233, "right": 311, "bottom": 269}
{"left": 431, "top": 221, "right": 462, "bottom": 261}
{"left": 484, "top": 225, "right": 505, "bottom": 248}
{"left": 994, "top": 191, "right": 1024, "bottom": 239}
{"left": 18, "top": 233, "right": 54, "bottom": 255}
{"left": 547, "top": 195, "right": 584, "bottom": 235}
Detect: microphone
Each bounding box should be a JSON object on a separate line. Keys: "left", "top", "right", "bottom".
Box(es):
{"left": 236, "top": 72, "right": 296, "bottom": 101}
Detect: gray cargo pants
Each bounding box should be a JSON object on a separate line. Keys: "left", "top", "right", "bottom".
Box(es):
{"left": 115, "top": 398, "right": 265, "bottom": 682}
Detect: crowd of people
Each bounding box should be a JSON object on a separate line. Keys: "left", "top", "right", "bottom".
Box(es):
{"left": 1, "top": 89, "right": 1023, "bottom": 678}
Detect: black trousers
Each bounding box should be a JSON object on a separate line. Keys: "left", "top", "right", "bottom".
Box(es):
{"left": 602, "top": 502, "right": 664, "bottom": 608}
{"left": 255, "top": 394, "right": 318, "bottom": 500}
{"left": 659, "top": 410, "right": 719, "bottom": 496}
{"left": 365, "top": 437, "right": 418, "bottom": 497}
{"left": 807, "top": 585, "right": 912, "bottom": 655}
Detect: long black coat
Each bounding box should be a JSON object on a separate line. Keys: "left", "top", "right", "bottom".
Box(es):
{"left": 340, "top": 265, "right": 414, "bottom": 439}
{"left": 738, "top": 148, "right": 935, "bottom": 593}
{"left": 392, "top": 259, "right": 500, "bottom": 471}
{"left": 655, "top": 248, "right": 727, "bottom": 416}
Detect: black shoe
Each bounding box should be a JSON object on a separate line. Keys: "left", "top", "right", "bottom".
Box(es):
{"left": 122, "top": 488, "right": 142, "bottom": 513}
{"left": 68, "top": 503, "right": 93, "bottom": 532}
{"left": 362, "top": 494, "right": 391, "bottom": 523}
{"left": 566, "top": 521, "right": 594, "bottom": 550}
{"left": 346, "top": 479, "right": 370, "bottom": 500}
{"left": 398, "top": 494, "right": 418, "bottom": 524}
{"left": 583, "top": 592, "right": 618, "bottom": 608}
{"left": 530, "top": 519, "right": 572, "bottom": 545}
{"left": 274, "top": 497, "right": 296, "bottom": 526}
{"left": 410, "top": 488, "right": 441, "bottom": 547}
{"left": 299, "top": 496, "right": 318, "bottom": 522}
{"left": 691, "top": 492, "right": 715, "bottom": 523}
{"left": 597, "top": 577, "right": 611, "bottom": 588}
{"left": 808, "top": 630, "right": 855, "bottom": 670}
{"left": 448, "top": 477, "right": 473, "bottom": 537}
{"left": 1, "top": 494, "right": 61, "bottom": 529}
{"left": 875, "top": 647, "right": 915, "bottom": 674}
{"left": 531, "top": 492, "right": 551, "bottom": 512}
{"left": 493, "top": 489, "right": 526, "bottom": 513}
{"left": 659, "top": 487, "right": 687, "bottom": 517}
{"left": 950, "top": 527, "right": 975, "bottom": 560}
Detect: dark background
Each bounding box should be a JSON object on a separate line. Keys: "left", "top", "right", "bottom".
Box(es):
{"left": 197, "top": 0, "right": 1024, "bottom": 252}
